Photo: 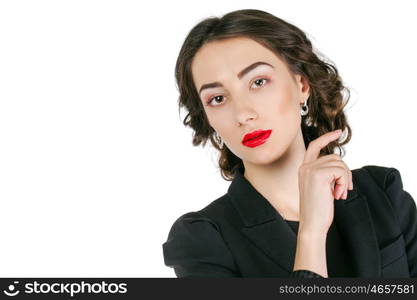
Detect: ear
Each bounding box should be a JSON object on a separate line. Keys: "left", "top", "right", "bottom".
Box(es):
{"left": 296, "top": 74, "right": 310, "bottom": 103}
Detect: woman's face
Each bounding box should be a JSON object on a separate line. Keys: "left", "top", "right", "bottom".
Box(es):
{"left": 191, "top": 36, "right": 310, "bottom": 165}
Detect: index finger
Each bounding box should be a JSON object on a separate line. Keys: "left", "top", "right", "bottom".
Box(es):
{"left": 303, "top": 129, "right": 342, "bottom": 164}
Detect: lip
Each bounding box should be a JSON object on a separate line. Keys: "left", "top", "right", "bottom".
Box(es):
{"left": 242, "top": 129, "right": 272, "bottom": 148}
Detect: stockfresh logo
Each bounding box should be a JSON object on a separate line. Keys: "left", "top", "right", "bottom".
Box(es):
{"left": 3, "top": 281, "right": 20, "bottom": 297}
{"left": 2, "top": 280, "right": 128, "bottom": 297}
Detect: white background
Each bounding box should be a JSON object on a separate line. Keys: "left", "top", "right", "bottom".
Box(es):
{"left": 0, "top": 0, "right": 415, "bottom": 277}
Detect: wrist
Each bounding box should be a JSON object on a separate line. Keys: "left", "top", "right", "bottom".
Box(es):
{"left": 294, "top": 230, "right": 328, "bottom": 278}
{"left": 298, "top": 227, "right": 328, "bottom": 240}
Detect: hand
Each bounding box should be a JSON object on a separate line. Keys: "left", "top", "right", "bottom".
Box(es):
{"left": 298, "top": 129, "right": 353, "bottom": 235}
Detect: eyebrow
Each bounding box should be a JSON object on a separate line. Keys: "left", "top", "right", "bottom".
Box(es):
{"left": 198, "top": 61, "right": 274, "bottom": 95}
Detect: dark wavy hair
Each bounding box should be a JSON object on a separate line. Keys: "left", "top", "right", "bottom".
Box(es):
{"left": 175, "top": 9, "right": 352, "bottom": 181}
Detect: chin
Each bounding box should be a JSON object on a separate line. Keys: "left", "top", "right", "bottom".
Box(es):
{"left": 245, "top": 147, "right": 285, "bottom": 166}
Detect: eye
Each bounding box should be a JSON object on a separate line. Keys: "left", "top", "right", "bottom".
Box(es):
{"left": 206, "top": 95, "right": 225, "bottom": 107}
{"left": 251, "top": 78, "right": 268, "bottom": 89}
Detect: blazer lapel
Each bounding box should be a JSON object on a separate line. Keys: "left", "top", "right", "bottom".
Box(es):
{"left": 227, "top": 163, "right": 381, "bottom": 277}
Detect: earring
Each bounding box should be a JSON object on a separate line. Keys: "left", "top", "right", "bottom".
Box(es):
{"left": 300, "top": 98, "right": 309, "bottom": 116}
{"left": 214, "top": 131, "right": 224, "bottom": 149}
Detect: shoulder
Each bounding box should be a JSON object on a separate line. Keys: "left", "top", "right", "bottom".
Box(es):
{"left": 162, "top": 193, "right": 236, "bottom": 255}
{"left": 164, "top": 211, "right": 220, "bottom": 239}
{"left": 351, "top": 164, "right": 410, "bottom": 201}
{"left": 162, "top": 195, "right": 239, "bottom": 276}
{"left": 164, "top": 194, "right": 230, "bottom": 238}
{"left": 353, "top": 164, "right": 415, "bottom": 218}
{"left": 354, "top": 164, "right": 402, "bottom": 189}
{"left": 352, "top": 164, "right": 407, "bottom": 197}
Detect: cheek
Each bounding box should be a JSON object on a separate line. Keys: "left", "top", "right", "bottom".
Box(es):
{"left": 204, "top": 109, "right": 232, "bottom": 135}
{"left": 261, "top": 85, "right": 295, "bottom": 117}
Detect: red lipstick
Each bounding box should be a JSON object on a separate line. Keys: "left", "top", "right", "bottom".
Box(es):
{"left": 242, "top": 129, "right": 272, "bottom": 148}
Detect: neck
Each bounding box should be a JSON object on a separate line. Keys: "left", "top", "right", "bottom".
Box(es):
{"left": 242, "top": 128, "right": 306, "bottom": 221}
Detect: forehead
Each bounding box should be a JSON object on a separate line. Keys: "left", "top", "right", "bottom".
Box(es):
{"left": 191, "top": 37, "right": 284, "bottom": 88}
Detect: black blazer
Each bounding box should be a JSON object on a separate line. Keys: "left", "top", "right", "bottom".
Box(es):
{"left": 162, "top": 164, "right": 417, "bottom": 278}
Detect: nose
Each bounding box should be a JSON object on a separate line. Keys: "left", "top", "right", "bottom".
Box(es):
{"left": 234, "top": 98, "right": 258, "bottom": 126}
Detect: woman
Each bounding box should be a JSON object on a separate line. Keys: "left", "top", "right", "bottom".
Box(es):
{"left": 162, "top": 9, "right": 417, "bottom": 278}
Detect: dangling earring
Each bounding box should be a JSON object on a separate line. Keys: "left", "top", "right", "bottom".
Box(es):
{"left": 300, "top": 97, "right": 309, "bottom": 116}
{"left": 214, "top": 131, "right": 224, "bottom": 149}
